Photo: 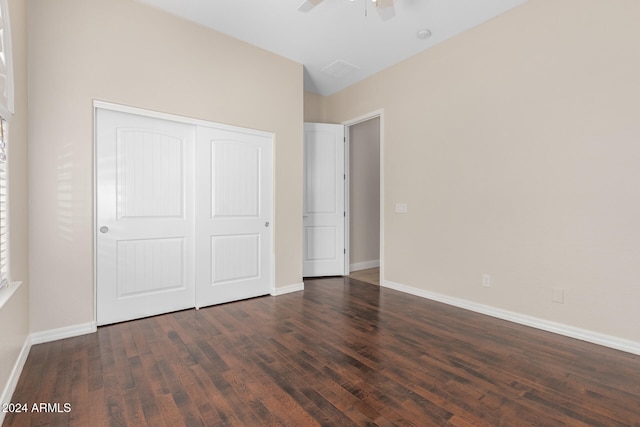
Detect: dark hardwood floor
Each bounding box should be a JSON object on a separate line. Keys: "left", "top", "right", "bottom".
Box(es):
{"left": 4, "top": 277, "right": 640, "bottom": 426}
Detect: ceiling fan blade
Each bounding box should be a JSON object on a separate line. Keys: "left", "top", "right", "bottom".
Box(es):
{"left": 375, "top": 0, "right": 394, "bottom": 8}
{"left": 298, "top": 0, "right": 323, "bottom": 12}
{"left": 375, "top": 0, "right": 395, "bottom": 20}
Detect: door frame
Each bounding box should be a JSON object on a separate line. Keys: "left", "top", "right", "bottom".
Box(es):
{"left": 93, "top": 100, "right": 275, "bottom": 323}
{"left": 342, "top": 109, "right": 384, "bottom": 283}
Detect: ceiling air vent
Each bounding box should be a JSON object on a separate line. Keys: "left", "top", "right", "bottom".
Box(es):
{"left": 321, "top": 60, "right": 360, "bottom": 79}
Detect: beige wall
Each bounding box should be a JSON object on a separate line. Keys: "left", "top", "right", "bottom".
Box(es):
{"left": 0, "top": 0, "right": 29, "bottom": 402}
{"left": 28, "top": 0, "right": 303, "bottom": 333}
{"left": 325, "top": 0, "right": 640, "bottom": 343}
{"left": 304, "top": 91, "right": 328, "bottom": 123}
{"left": 349, "top": 118, "right": 380, "bottom": 267}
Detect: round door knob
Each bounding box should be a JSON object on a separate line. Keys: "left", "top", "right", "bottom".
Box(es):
{"left": 100, "top": 226, "right": 109, "bottom": 233}
{"left": 265, "top": 222, "right": 270, "bottom": 227}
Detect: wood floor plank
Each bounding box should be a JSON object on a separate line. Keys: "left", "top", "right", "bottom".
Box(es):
{"left": 5, "top": 277, "right": 640, "bottom": 426}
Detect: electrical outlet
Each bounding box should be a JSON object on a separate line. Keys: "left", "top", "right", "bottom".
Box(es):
{"left": 482, "top": 274, "right": 491, "bottom": 287}
{"left": 552, "top": 288, "right": 564, "bottom": 304}
{"left": 395, "top": 203, "right": 408, "bottom": 213}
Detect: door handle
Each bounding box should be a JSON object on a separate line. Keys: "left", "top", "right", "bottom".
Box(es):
{"left": 265, "top": 222, "right": 270, "bottom": 227}
{"left": 99, "top": 226, "right": 109, "bottom": 233}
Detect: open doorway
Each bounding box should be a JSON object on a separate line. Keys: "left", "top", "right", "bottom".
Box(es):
{"left": 302, "top": 112, "right": 383, "bottom": 284}
{"left": 346, "top": 116, "right": 381, "bottom": 286}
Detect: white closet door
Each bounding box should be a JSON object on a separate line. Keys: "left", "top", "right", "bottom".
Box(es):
{"left": 195, "top": 126, "right": 272, "bottom": 308}
{"left": 96, "top": 109, "right": 196, "bottom": 325}
{"left": 303, "top": 122, "right": 345, "bottom": 277}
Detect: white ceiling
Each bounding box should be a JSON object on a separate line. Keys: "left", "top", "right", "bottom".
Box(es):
{"left": 137, "top": 0, "right": 527, "bottom": 96}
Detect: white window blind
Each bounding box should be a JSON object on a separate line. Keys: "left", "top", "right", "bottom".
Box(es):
{"left": 0, "top": 119, "right": 7, "bottom": 289}
{"left": 0, "top": 0, "right": 10, "bottom": 290}
{"left": 0, "top": 0, "right": 14, "bottom": 119}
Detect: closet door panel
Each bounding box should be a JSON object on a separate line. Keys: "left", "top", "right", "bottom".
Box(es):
{"left": 96, "top": 109, "right": 196, "bottom": 325}
{"left": 195, "top": 126, "right": 272, "bottom": 307}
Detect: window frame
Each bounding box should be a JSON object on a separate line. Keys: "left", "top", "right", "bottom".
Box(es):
{"left": 0, "top": 0, "right": 14, "bottom": 119}
{"left": 0, "top": 0, "right": 13, "bottom": 291}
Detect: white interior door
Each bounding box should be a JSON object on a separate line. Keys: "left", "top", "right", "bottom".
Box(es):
{"left": 303, "top": 122, "right": 345, "bottom": 277}
{"left": 195, "top": 126, "right": 272, "bottom": 307}
{"left": 96, "top": 109, "right": 196, "bottom": 325}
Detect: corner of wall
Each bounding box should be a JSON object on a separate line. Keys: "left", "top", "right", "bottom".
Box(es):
{"left": 303, "top": 91, "right": 329, "bottom": 123}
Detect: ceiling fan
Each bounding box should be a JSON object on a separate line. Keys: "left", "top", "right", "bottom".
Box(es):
{"left": 298, "top": 0, "right": 396, "bottom": 20}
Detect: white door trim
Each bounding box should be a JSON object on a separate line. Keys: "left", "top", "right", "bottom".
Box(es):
{"left": 342, "top": 109, "right": 384, "bottom": 282}
{"left": 93, "top": 100, "right": 273, "bottom": 138}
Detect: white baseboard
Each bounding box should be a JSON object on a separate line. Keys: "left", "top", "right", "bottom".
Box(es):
{"left": 30, "top": 321, "right": 97, "bottom": 345}
{"left": 271, "top": 282, "right": 304, "bottom": 296}
{"left": 0, "top": 336, "right": 32, "bottom": 425}
{"left": 1, "top": 321, "right": 97, "bottom": 424}
{"left": 383, "top": 280, "right": 640, "bottom": 356}
{"left": 350, "top": 260, "right": 380, "bottom": 272}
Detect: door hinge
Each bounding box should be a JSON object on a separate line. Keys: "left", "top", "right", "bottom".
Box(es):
{"left": 344, "top": 248, "right": 346, "bottom": 254}
{"left": 344, "top": 211, "right": 346, "bottom": 217}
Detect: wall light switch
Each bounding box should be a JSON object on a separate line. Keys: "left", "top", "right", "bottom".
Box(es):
{"left": 395, "top": 203, "right": 408, "bottom": 213}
